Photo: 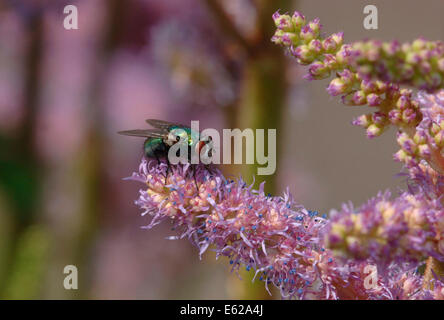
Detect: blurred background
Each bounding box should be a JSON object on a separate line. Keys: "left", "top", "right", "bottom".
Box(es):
{"left": 0, "top": 0, "right": 443, "bottom": 299}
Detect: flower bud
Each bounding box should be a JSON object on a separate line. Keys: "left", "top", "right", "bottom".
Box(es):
{"left": 308, "top": 61, "right": 330, "bottom": 80}
{"left": 352, "top": 114, "right": 371, "bottom": 127}
{"left": 412, "top": 38, "right": 427, "bottom": 51}
{"left": 300, "top": 25, "right": 316, "bottom": 43}
{"left": 308, "top": 39, "right": 323, "bottom": 55}
{"left": 273, "top": 12, "right": 293, "bottom": 32}
{"left": 292, "top": 45, "right": 316, "bottom": 65}
{"left": 393, "top": 149, "right": 410, "bottom": 163}
{"left": 367, "top": 124, "right": 383, "bottom": 138}
{"left": 327, "top": 78, "right": 347, "bottom": 96}
{"left": 308, "top": 18, "right": 321, "bottom": 36}
{"left": 417, "top": 144, "right": 431, "bottom": 158}
{"left": 367, "top": 93, "right": 382, "bottom": 106}
{"left": 361, "top": 80, "right": 377, "bottom": 93}
{"left": 292, "top": 11, "right": 306, "bottom": 29}
{"left": 388, "top": 109, "right": 402, "bottom": 124}
{"left": 352, "top": 90, "right": 367, "bottom": 105}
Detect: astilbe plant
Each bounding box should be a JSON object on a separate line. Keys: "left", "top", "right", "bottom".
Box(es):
{"left": 126, "top": 11, "right": 444, "bottom": 299}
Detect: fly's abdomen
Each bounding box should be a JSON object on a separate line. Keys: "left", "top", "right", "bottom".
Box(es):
{"left": 144, "top": 138, "right": 168, "bottom": 159}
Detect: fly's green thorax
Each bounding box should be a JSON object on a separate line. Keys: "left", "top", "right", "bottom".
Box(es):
{"left": 170, "top": 126, "right": 199, "bottom": 146}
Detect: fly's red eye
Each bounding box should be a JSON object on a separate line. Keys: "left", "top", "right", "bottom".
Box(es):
{"left": 196, "top": 141, "right": 206, "bottom": 154}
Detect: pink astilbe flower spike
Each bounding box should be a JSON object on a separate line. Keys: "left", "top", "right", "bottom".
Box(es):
{"left": 272, "top": 11, "right": 444, "bottom": 174}
{"left": 393, "top": 91, "right": 444, "bottom": 171}
{"left": 407, "top": 162, "right": 444, "bottom": 199}
{"left": 325, "top": 187, "right": 444, "bottom": 269}
{"left": 413, "top": 90, "right": 444, "bottom": 172}
{"left": 127, "top": 159, "right": 444, "bottom": 299}
{"left": 272, "top": 11, "right": 444, "bottom": 147}
{"left": 351, "top": 39, "right": 444, "bottom": 92}
{"left": 128, "top": 159, "right": 335, "bottom": 299}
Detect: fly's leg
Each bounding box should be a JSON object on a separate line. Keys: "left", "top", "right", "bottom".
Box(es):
{"left": 153, "top": 149, "right": 168, "bottom": 186}
{"left": 192, "top": 165, "right": 199, "bottom": 193}
{"left": 154, "top": 154, "right": 161, "bottom": 166}
{"left": 165, "top": 157, "right": 171, "bottom": 186}
{"left": 204, "top": 164, "right": 214, "bottom": 177}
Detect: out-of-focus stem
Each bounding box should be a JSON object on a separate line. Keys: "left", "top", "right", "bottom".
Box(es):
{"left": 205, "top": 0, "right": 251, "bottom": 52}
{"left": 237, "top": 53, "right": 286, "bottom": 194}
{"left": 0, "top": 11, "right": 46, "bottom": 297}
{"left": 204, "top": 0, "right": 292, "bottom": 299}
{"left": 71, "top": 0, "right": 125, "bottom": 298}
{"left": 237, "top": 0, "right": 291, "bottom": 194}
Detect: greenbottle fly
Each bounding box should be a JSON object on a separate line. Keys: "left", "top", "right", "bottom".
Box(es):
{"left": 118, "top": 119, "right": 213, "bottom": 186}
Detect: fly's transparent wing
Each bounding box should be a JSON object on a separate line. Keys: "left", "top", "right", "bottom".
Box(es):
{"left": 145, "top": 119, "right": 190, "bottom": 130}
{"left": 117, "top": 129, "right": 168, "bottom": 138}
